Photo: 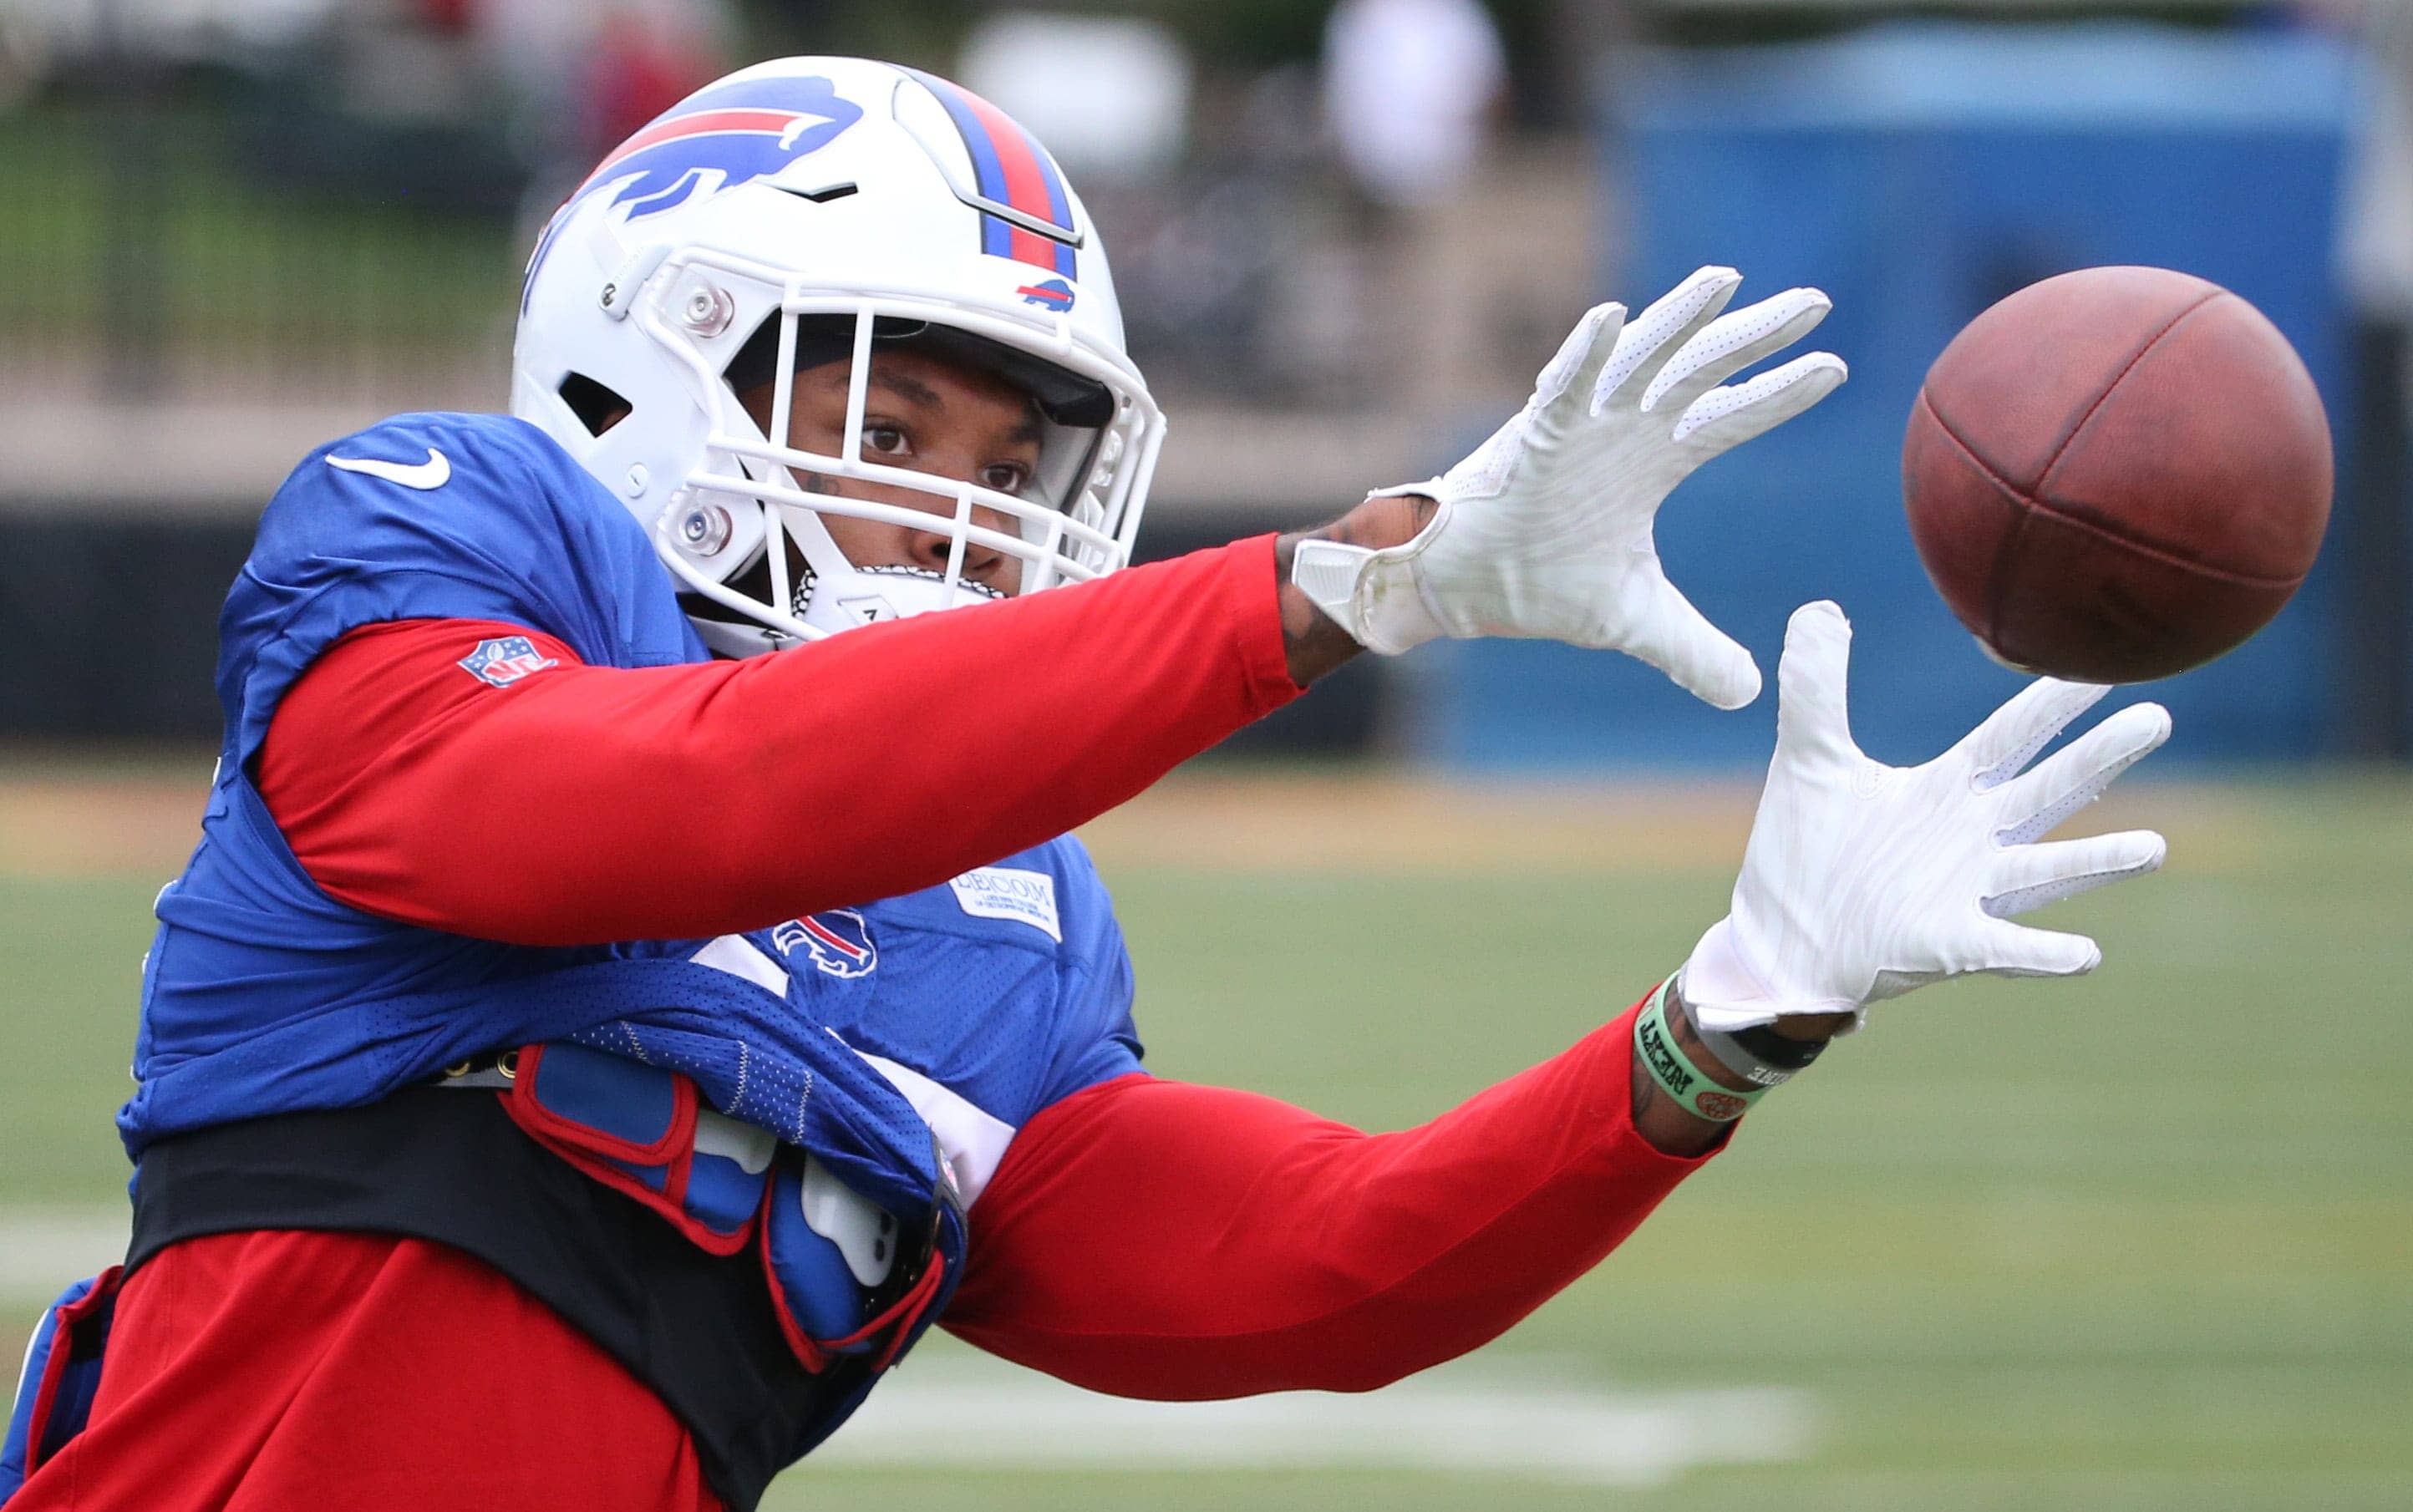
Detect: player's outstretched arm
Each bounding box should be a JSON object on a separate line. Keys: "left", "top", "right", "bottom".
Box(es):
{"left": 257, "top": 498, "right": 1503, "bottom": 946}
{"left": 263, "top": 540, "right": 1321, "bottom": 946}
{"left": 1286, "top": 266, "right": 1848, "bottom": 708}
{"left": 942, "top": 995, "right": 1720, "bottom": 1401}
{"left": 942, "top": 606, "right": 2171, "bottom": 1399}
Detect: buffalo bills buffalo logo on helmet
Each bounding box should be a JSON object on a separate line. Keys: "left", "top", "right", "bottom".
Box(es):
{"left": 1017, "top": 278, "right": 1074, "bottom": 312}
{"left": 580, "top": 74, "right": 863, "bottom": 221}
{"left": 772, "top": 910, "right": 878, "bottom": 979}
{"left": 523, "top": 74, "right": 864, "bottom": 307}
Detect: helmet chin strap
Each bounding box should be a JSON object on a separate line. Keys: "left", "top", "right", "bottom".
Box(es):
{"left": 778, "top": 492, "right": 1008, "bottom": 637}
{"left": 684, "top": 495, "right": 1010, "bottom": 658}
{"left": 688, "top": 615, "right": 791, "bottom": 660}
{"left": 813, "top": 564, "right": 1007, "bottom": 630}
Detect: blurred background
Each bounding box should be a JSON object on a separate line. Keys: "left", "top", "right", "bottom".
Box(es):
{"left": 1, "top": 3, "right": 2407, "bottom": 1510}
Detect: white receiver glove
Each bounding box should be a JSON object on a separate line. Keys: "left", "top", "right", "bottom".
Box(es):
{"left": 1682, "top": 601, "right": 2172, "bottom": 1030}
{"left": 1292, "top": 266, "right": 1847, "bottom": 709}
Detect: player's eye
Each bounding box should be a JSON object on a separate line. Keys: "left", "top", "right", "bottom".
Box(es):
{"left": 978, "top": 461, "right": 1031, "bottom": 495}
{"left": 861, "top": 423, "right": 910, "bottom": 458}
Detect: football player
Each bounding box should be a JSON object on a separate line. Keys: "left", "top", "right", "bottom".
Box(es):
{"left": 2, "top": 58, "right": 2172, "bottom": 1512}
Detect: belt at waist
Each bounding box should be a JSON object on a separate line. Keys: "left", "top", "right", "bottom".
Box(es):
{"left": 129, "top": 1088, "right": 861, "bottom": 1512}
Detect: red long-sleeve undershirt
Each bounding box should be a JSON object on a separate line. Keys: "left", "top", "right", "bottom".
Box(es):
{"left": 257, "top": 536, "right": 1298, "bottom": 946}
{"left": 945, "top": 1012, "right": 1716, "bottom": 1398}
{"left": 253, "top": 542, "right": 1721, "bottom": 1399}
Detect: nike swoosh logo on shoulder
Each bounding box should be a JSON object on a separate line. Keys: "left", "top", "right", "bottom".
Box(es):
{"left": 327, "top": 447, "right": 450, "bottom": 490}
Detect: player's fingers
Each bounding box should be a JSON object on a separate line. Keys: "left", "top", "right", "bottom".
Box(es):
{"left": 1645, "top": 287, "right": 1832, "bottom": 417}
{"left": 1673, "top": 352, "right": 1848, "bottom": 452}
{"left": 1773, "top": 600, "right": 1857, "bottom": 757}
{"left": 1996, "top": 702, "right": 2172, "bottom": 845}
{"left": 1530, "top": 302, "right": 1626, "bottom": 418}
{"left": 1954, "top": 677, "right": 2110, "bottom": 789}
{"left": 1981, "top": 830, "right": 2167, "bottom": 919}
{"left": 1589, "top": 266, "right": 1740, "bottom": 413}
{"left": 1969, "top": 917, "right": 2104, "bottom": 978}
{"left": 1624, "top": 564, "right": 1762, "bottom": 710}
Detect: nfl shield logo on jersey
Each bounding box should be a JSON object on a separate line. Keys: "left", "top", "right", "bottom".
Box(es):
{"left": 458, "top": 636, "right": 560, "bottom": 688}
{"left": 773, "top": 911, "right": 878, "bottom": 979}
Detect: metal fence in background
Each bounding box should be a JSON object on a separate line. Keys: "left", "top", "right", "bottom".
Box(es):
{"left": 0, "top": 70, "right": 1581, "bottom": 421}
{"left": 0, "top": 86, "right": 522, "bottom": 410}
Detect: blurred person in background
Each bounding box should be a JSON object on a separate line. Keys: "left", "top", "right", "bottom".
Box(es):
{"left": 3, "top": 49, "right": 2171, "bottom": 1512}
{"left": 582, "top": 0, "right": 729, "bottom": 157}
{"left": 1322, "top": 0, "right": 1509, "bottom": 411}
{"left": 1322, "top": 0, "right": 1506, "bottom": 210}
{"left": 468, "top": 0, "right": 734, "bottom": 231}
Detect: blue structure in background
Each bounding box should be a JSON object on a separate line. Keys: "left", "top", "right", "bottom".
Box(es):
{"left": 1428, "top": 25, "right": 2360, "bottom": 770}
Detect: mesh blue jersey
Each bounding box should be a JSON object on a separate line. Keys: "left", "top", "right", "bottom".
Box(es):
{"left": 128, "top": 410, "right": 1143, "bottom": 1198}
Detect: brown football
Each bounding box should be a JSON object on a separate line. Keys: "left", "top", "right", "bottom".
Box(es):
{"left": 1902, "top": 266, "right": 2332, "bottom": 683}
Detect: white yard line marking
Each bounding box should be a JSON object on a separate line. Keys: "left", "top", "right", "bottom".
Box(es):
{"left": 817, "top": 1357, "right": 1816, "bottom": 1485}
{"left": 0, "top": 1208, "right": 127, "bottom": 1298}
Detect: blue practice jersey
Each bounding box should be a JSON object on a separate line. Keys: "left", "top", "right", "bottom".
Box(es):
{"left": 128, "top": 410, "right": 1143, "bottom": 1201}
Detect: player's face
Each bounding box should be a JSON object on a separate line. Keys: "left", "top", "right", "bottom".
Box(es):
{"left": 750, "top": 349, "right": 1049, "bottom": 596}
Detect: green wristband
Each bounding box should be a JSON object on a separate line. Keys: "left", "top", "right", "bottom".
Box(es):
{"left": 1636, "top": 979, "right": 1769, "bottom": 1123}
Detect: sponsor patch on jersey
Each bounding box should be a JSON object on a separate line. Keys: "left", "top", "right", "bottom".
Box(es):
{"left": 773, "top": 910, "right": 878, "bottom": 979}
{"left": 457, "top": 635, "right": 559, "bottom": 688}
{"left": 947, "top": 866, "right": 1060, "bottom": 942}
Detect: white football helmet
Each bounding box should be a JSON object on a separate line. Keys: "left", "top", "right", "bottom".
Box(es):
{"left": 511, "top": 56, "right": 1165, "bottom": 654}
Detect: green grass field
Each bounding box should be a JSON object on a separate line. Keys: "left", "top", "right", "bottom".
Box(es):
{"left": 3, "top": 772, "right": 2408, "bottom": 1509}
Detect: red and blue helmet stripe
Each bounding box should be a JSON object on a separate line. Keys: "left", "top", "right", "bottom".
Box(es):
{"left": 574, "top": 74, "right": 864, "bottom": 219}
{"left": 903, "top": 69, "right": 1079, "bottom": 280}
{"left": 522, "top": 73, "right": 862, "bottom": 312}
